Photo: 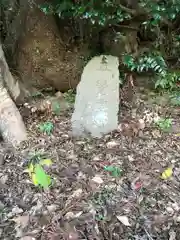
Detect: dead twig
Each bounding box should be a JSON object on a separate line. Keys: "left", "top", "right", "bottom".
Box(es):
{"left": 144, "top": 227, "right": 154, "bottom": 240}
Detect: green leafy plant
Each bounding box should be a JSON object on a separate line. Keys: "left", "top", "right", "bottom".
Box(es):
{"left": 92, "top": 187, "right": 114, "bottom": 220}
{"left": 138, "top": 55, "right": 167, "bottom": 75}
{"left": 28, "top": 151, "right": 46, "bottom": 164}
{"left": 155, "top": 118, "right": 172, "bottom": 132}
{"left": 123, "top": 53, "right": 167, "bottom": 75}
{"left": 39, "top": 0, "right": 180, "bottom": 91}
{"left": 141, "top": 1, "right": 180, "bottom": 25}
{"left": 40, "top": 1, "right": 131, "bottom": 26}
{"left": 39, "top": 121, "right": 54, "bottom": 135}
{"left": 25, "top": 158, "right": 53, "bottom": 189}
{"left": 155, "top": 72, "right": 180, "bottom": 90}
{"left": 64, "top": 90, "right": 76, "bottom": 104}
{"left": 92, "top": 188, "right": 113, "bottom": 206}
{"left": 104, "top": 165, "right": 122, "bottom": 177}
{"left": 122, "top": 53, "right": 180, "bottom": 90}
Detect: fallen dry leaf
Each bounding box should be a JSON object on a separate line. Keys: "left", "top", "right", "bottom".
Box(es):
{"left": 169, "top": 230, "right": 176, "bottom": 240}
{"left": 65, "top": 212, "right": 75, "bottom": 220}
{"left": 106, "top": 141, "right": 119, "bottom": 148}
{"left": 65, "top": 211, "right": 83, "bottom": 220}
{"left": 20, "top": 237, "right": 36, "bottom": 240}
{"left": 13, "top": 215, "right": 30, "bottom": 229}
{"left": 138, "top": 119, "right": 145, "bottom": 129}
{"left": 116, "top": 215, "right": 131, "bottom": 226}
{"left": 71, "top": 188, "right": 83, "bottom": 198}
{"left": 151, "top": 129, "right": 161, "bottom": 138}
{"left": 75, "top": 211, "right": 83, "bottom": 218}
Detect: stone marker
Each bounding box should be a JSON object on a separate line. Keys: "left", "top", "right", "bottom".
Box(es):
{"left": 71, "top": 55, "right": 119, "bottom": 138}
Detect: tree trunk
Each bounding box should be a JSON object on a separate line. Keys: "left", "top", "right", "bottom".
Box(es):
{"left": 0, "top": 44, "right": 21, "bottom": 101}
{"left": 16, "top": 0, "right": 89, "bottom": 92}
{"left": 0, "top": 44, "right": 27, "bottom": 146}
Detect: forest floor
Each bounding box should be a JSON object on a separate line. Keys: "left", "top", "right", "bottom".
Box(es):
{"left": 1, "top": 88, "right": 180, "bottom": 240}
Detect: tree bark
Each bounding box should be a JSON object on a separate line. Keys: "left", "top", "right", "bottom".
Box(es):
{"left": 0, "top": 44, "right": 21, "bottom": 101}
{"left": 0, "top": 44, "right": 27, "bottom": 146}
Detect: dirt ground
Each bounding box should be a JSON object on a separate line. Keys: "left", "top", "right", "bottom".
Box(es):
{"left": 0, "top": 87, "right": 180, "bottom": 240}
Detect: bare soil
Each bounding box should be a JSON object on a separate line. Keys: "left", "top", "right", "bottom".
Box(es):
{"left": 0, "top": 88, "right": 180, "bottom": 240}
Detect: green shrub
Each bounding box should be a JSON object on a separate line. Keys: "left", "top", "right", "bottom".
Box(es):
{"left": 39, "top": 121, "right": 54, "bottom": 135}
{"left": 40, "top": 0, "right": 131, "bottom": 26}
{"left": 155, "top": 118, "right": 172, "bottom": 132}
{"left": 39, "top": 1, "right": 180, "bottom": 90}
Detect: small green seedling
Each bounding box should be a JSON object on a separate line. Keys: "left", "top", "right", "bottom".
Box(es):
{"left": 64, "top": 90, "right": 76, "bottom": 104}
{"left": 92, "top": 188, "right": 114, "bottom": 221}
{"left": 104, "top": 165, "right": 122, "bottom": 177}
{"left": 39, "top": 121, "right": 54, "bottom": 135}
{"left": 25, "top": 159, "right": 53, "bottom": 189}
{"left": 155, "top": 118, "right": 172, "bottom": 132}
{"left": 92, "top": 188, "right": 113, "bottom": 206}
{"left": 28, "top": 151, "right": 45, "bottom": 163}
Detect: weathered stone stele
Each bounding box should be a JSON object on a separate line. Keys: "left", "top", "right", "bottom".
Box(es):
{"left": 71, "top": 55, "right": 119, "bottom": 138}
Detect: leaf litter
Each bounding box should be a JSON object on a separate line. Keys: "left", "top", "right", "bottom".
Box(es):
{"left": 0, "top": 89, "right": 180, "bottom": 239}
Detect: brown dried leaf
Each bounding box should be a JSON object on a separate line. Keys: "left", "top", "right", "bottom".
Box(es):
{"left": 20, "top": 237, "right": 35, "bottom": 240}
{"left": 13, "top": 215, "right": 30, "bottom": 229}
{"left": 169, "top": 230, "right": 176, "bottom": 240}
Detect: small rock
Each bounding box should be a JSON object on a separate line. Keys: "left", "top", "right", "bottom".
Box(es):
{"left": 106, "top": 141, "right": 119, "bottom": 148}
{"left": 116, "top": 215, "right": 131, "bottom": 226}
{"left": 77, "top": 171, "right": 86, "bottom": 180}
{"left": 92, "top": 155, "right": 101, "bottom": 161}
{"left": 166, "top": 206, "right": 174, "bottom": 215}
{"left": 65, "top": 212, "right": 75, "bottom": 220}
{"left": 91, "top": 175, "right": 103, "bottom": 184}
{"left": 128, "top": 155, "right": 134, "bottom": 162}
{"left": 8, "top": 206, "right": 23, "bottom": 217}
{"left": 0, "top": 175, "right": 8, "bottom": 184}
{"left": 47, "top": 204, "right": 58, "bottom": 212}
{"left": 56, "top": 91, "right": 63, "bottom": 98}
{"left": 71, "top": 188, "right": 83, "bottom": 198}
